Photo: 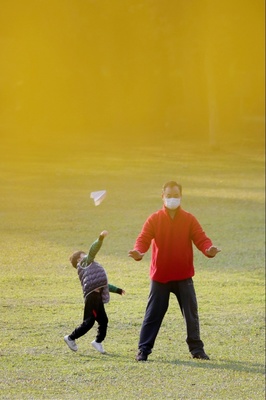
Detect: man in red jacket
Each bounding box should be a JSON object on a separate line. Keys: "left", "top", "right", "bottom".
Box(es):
{"left": 128, "top": 181, "right": 220, "bottom": 361}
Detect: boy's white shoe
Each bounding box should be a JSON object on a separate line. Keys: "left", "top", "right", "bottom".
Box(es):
{"left": 91, "top": 340, "right": 105, "bottom": 354}
{"left": 64, "top": 335, "right": 78, "bottom": 352}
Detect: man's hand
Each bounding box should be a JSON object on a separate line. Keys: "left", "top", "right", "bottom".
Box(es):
{"left": 206, "top": 246, "right": 221, "bottom": 257}
{"left": 128, "top": 249, "right": 145, "bottom": 261}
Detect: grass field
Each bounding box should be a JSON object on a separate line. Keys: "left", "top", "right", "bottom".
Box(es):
{"left": 0, "top": 137, "right": 265, "bottom": 399}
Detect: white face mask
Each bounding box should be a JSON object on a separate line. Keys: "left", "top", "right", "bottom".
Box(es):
{"left": 164, "top": 197, "right": 181, "bottom": 210}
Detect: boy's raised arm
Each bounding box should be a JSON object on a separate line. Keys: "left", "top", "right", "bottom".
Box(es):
{"left": 84, "top": 230, "right": 108, "bottom": 265}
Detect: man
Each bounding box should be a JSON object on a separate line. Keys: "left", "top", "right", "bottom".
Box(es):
{"left": 128, "top": 181, "right": 220, "bottom": 361}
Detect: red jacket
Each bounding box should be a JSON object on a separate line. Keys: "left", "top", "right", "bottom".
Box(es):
{"left": 134, "top": 206, "right": 213, "bottom": 283}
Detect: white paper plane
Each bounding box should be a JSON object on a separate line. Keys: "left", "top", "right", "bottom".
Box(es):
{"left": 90, "top": 190, "right": 107, "bottom": 206}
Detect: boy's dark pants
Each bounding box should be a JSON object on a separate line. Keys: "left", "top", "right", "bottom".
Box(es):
{"left": 69, "top": 291, "right": 108, "bottom": 343}
{"left": 138, "top": 279, "right": 204, "bottom": 355}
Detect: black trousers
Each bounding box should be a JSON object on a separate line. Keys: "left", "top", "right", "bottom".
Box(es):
{"left": 138, "top": 279, "right": 204, "bottom": 355}
{"left": 69, "top": 291, "right": 108, "bottom": 343}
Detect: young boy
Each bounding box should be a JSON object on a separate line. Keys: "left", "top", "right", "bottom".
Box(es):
{"left": 64, "top": 230, "right": 125, "bottom": 354}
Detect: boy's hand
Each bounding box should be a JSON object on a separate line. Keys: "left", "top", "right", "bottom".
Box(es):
{"left": 121, "top": 289, "right": 126, "bottom": 295}
{"left": 100, "top": 230, "right": 108, "bottom": 239}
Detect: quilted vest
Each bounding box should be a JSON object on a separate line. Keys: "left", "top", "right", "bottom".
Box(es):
{"left": 77, "top": 261, "right": 110, "bottom": 304}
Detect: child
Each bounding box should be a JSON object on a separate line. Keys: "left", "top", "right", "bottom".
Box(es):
{"left": 64, "top": 230, "right": 125, "bottom": 354}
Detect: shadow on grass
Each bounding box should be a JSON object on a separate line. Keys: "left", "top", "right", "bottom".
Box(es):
{"left": 168, "top": 358, "right": 264, "bottom": 375}
{"left": 77, "top": 352, "right": 264, "bottom": 375}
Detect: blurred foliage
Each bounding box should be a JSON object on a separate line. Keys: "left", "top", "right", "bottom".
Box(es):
{"left": 0, "top": 0, "right": 265, "bottom": 152}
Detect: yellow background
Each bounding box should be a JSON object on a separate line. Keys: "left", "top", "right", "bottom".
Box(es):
{"left": 0, "top": 0, "right": 264, "bottom": 148}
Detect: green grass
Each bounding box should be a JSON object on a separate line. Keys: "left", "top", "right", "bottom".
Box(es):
{"left": 0, "top": 137, "right": 265, "bottom": 399}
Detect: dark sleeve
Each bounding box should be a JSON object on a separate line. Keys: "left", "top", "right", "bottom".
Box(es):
{"left": 108, "top": 284, "right": 123, "bottom": 295}
{"left": 83, "top": 236, "right": 104, "bottom": 265}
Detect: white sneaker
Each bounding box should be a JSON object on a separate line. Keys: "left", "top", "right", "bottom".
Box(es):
{"left": 64, "top": 335, "right": 78, "bottom": 352}
{"left": 91, "top": 340, "right": 105, "bottom": 354}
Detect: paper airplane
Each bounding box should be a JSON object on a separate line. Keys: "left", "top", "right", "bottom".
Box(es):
{"left": 90, "top": 190, "right": 107, "bottom": 206}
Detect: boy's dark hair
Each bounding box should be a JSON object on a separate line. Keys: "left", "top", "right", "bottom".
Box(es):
{"left": 69, "top": 250, "right": 85, "bottom": 268}
{"left": 162, "top": 181, "right": 182, "bottom": 195}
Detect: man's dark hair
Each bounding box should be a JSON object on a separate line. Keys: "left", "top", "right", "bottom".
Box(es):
{"left": 69, "top": 250, "right": 85, "bottom": 268}
{"left": 162, "top": 181, "right": 182, "bottom": 195}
